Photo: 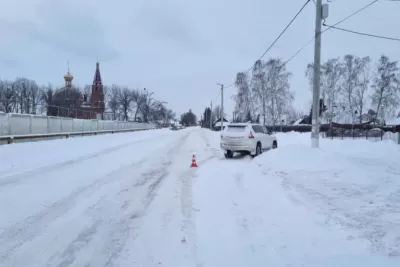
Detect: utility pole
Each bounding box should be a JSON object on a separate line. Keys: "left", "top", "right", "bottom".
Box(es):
{"left": 217, "top": 83, "right": 224, "bottom": 131}
{"left": 204, "top": 108, "right": 207, "bottom": 128}
{"left": 210, "top": 100, "right": 213, "bottom": 129}
{"left": 311, "top": 0, "right": 323, "bottom": 148}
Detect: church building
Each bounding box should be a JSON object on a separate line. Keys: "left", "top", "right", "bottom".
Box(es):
{"left": 50, "top": 62, "right": 105, "bottom": 119}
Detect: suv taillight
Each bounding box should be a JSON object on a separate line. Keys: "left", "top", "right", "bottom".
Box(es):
{"left": 248, "top": 131, "right": 254, "bottom": 138}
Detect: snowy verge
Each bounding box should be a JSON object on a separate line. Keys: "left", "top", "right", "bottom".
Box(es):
{"left": 254, "top": 132, "right": 400, "bottom": 257}
{"left": 192, "top": 130, "right": 399, "bottom": 265}
{"left": 0, "top": 128, "right": 172, "bottom": 176}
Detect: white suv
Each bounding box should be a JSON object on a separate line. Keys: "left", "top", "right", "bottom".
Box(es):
{"left": 220, "top": 123, "right": 277, "bottom": 158}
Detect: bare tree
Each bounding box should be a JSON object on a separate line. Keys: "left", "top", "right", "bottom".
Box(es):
{"left": 286, "top": 107, "right": 305, "bottom": 124}
{"left": 102, "top": 85, "right": 110, "bottom": 113}
{"left": 131, "top": 90, "right": 146, "bottom": 121}
{"left": 148, "top": 101, "right": 168, "bottom": 122}
{"left": 154, "top": 106, "right": 175, "bottom": 124}
{"left": 14, "top": 77, "right": 29, "bottom": 113}
{"left": 0, "top": 80, "right": 15, "bottom": 113}
{"left": 180, "top": 109, "right": 197, "bottom": 126}
{"left": 307, "top": 58, "right": 343, "bottom": 123}
{"left": 213, "top": 104, "right": 222, "bottom": 123}
{"left": 353, "top": 57, "right": 371, "bottom": 123}
{"left": 233, "top": 72, "right": 253, "bottom": 122}
{"left": 371, "top": 55, "right": 400, "bottom": 123}
{"left": 29, "top": 81, "right": 41, "bottom": 114}
{"left": 251, "top": 60, "right": 268, "bottom": 125}
{"left": 305, "top": 62, "right": 324, "bottom": 97}
{"left": 10, "top": 78, "right": 41, "bottom": 114}
{"left": 142, "top": 92, "right": 151, "bottom": 122}
{"left": 40, "top": 83, "right": 54, "bottom": 115}
{"left": 107, "top": 84, "right": 120, "bottom": 120}
{"left": 264, "top": 58, "right": 293, "bottom": 125}
{"left": 323, "top": 59, "right": 343, "bottom": 123}
{"left": 164, "top": 109, "right": 176, "bottom": 123}
{"left": 117, "top": 87, "right": 134, "bottom": 121}
{"left": 141, "top": 92, "right": 167, "bottom": 123}
{"left": 341, "top": 55, "right": 365, "bottom": 123}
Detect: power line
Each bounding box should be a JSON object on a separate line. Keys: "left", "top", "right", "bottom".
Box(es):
{"left": 283, "top": 37, "right": 315, "bottom": 65}
{"left": 214, "top": 90, "right": 221, "bottom": 104}
{"left": 323, "top": 23, "right": 400, "bottom": 42}
{"left": 283, "top": 0, "right": 379, "bottom": 65}
{"left": 225, "top": 0, "right": 388, "bottom": 93}
{"left": 325, "top": 0, "right": 378, "bottom": 30}
{"left": 244, "top": 0, "right": 311, "bottom": 75}
{"left": 223, "top": 0, "right": 312, "bottom": 89}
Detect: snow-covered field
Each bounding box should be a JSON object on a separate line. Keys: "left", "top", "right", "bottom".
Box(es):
{"left": 0, "top": 127, "right": 399, "bottom": 266}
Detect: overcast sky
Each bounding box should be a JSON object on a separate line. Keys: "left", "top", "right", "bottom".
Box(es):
{"left": 0, "top": 0, "right": 399, "bottom": 119}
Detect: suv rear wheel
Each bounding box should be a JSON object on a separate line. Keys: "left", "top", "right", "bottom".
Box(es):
{"left": 252, "top": 143, "right": 262, "bottom": 158}
{"left": 224, "top": 150, "right": 233, "bottom": 159}
{"left": 272, "top": 141, "right": 277, "bottom": 149}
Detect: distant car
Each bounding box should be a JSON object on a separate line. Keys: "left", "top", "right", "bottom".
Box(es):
{"left": 220, "top": 123, "right": 277, "bottom": 158}
{"left": 170, "top": 125, "right": 178, "bottom": 131}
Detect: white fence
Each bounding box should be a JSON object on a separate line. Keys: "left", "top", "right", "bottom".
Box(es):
{"left": 0, "top": 112, "right": 155, "bottom": 136}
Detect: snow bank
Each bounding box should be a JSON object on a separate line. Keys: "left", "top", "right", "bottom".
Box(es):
{"left": 277, "top": 131, "right": 400, "bottom": 157}
{"left": 0, "top": 129, "right": 172, "bottom": 177}
{"left": 254, "top": 131, "right": 400, "bottom": 258}
{"left": 192, "top": 130, "right": 399, "bottom": 266}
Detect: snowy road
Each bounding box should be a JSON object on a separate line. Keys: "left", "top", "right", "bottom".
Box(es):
{"left": 0, "top": 128, "right": 399, "bottom": 266}
{"left": 0, "top": 128, "right": 220, "bottom": 267}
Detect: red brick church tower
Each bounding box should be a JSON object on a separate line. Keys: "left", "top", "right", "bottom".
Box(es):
{"left": 90, "top": 61, "right": 105, "bottom": 119}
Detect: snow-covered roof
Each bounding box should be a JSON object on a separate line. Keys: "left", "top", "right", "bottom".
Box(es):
{"left": 292, "top": 119, "right": 303, "bottom": 125}
{"left": 226, "top": 122, "right": 250, "bottom": 126}
{"left": 213, "top": 117, "right": 229, "bottom": 124}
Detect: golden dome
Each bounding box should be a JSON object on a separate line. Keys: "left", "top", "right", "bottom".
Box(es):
{"left": 64, "top": 71, "right": 73, "bottom": 81}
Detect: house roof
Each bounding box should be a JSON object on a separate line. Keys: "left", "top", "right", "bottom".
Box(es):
{"left": 213, "top": 117, "right": 229, "bottom": 124}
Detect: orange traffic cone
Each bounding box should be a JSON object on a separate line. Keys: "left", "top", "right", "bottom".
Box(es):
{"left": 190, "top": 154, "right": 198, "bottom": 168}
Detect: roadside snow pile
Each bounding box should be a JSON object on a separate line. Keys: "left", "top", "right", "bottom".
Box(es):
{"left": 0, "top": 129, "right": 171, "bottom": 177}
{"left": 194, "top": 130, "right": 398, "bottom": 266}
{"left": 254, "top": 132, "right": 400, "bottom": 258}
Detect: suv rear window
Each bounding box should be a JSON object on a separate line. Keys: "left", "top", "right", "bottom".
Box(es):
{"left": 252, "top": 125, "right": 263, "bottom": 133}
{"left": 226, "top": 125, "right": 246, "bottom": 132}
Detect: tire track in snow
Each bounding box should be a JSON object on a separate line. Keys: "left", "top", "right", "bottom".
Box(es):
{"left": 1, "top": 131, "right": 191, "bottom": 266}
{"left": 73, "top": 131, "right": 192, "bottom": 267}
{"left": 178, "top": 129, "right": 220, "bottom": 267}
{"left": 198, "top": 129, "right": 220, "bottom": 159}
{"left": 179, "top": 168, "right": 202, "bottom": 266}
{"left": 50, "top": 220, "right": 102, "bottom": 267}
{"left": 278, "top": 171, "right": 400, "bottom": 257}
{"left": 0, "top": 158, "right": 147, "bottom": 263}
